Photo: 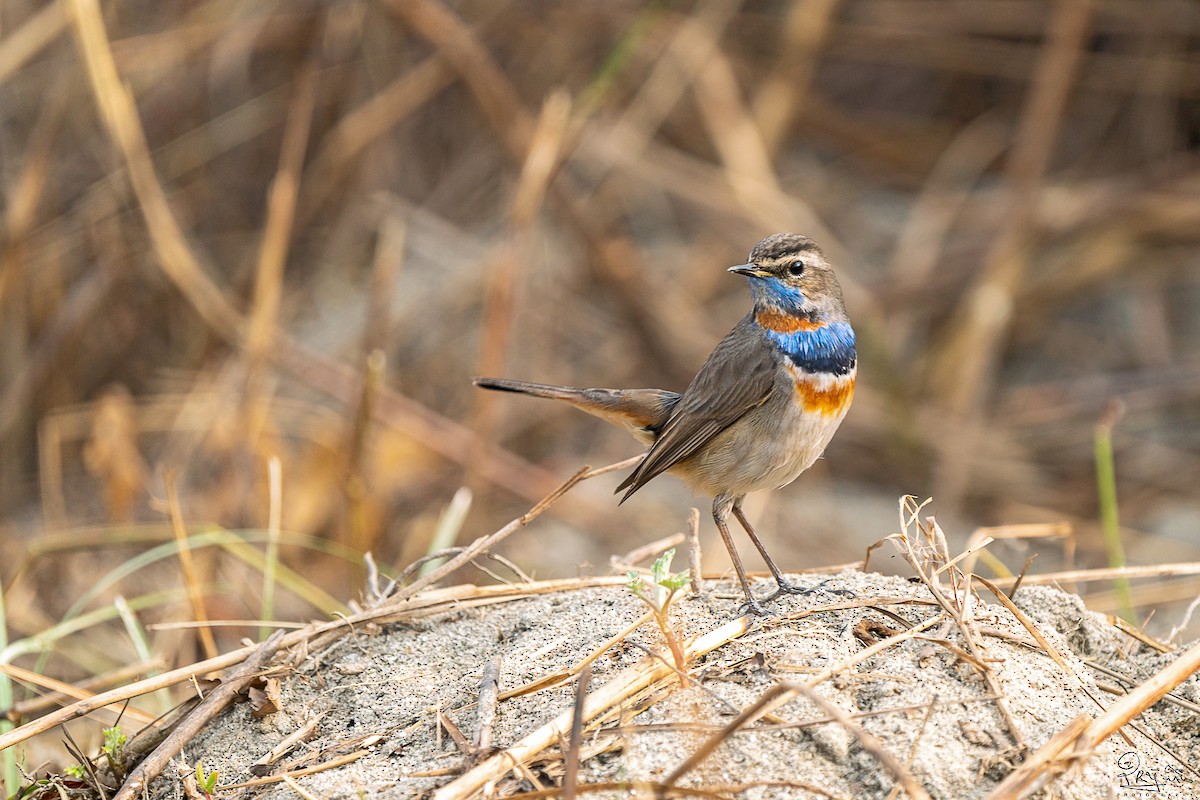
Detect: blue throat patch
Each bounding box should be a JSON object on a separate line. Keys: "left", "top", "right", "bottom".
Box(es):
{"left": 761, "top": 319, "right": 857, "bottom": 375}
{"left": 748, "top": 276, "right": 806, "bottom": 308}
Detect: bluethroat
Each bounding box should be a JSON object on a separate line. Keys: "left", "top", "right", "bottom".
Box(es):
{"left": 475, "top": 233, "right": 856, "bottom": 615}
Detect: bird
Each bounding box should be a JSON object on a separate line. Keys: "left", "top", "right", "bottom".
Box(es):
{"left": 474, "top": 233, "right": 855, "bottom": 615}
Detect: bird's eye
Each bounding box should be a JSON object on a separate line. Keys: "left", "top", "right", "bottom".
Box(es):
{"left": 787, "top": 260, "right": 805, "bottom": 277}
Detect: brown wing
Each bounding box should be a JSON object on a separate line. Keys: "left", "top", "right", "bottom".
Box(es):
{"left": 616, "top": 314, "right": 778, "bottom": 501}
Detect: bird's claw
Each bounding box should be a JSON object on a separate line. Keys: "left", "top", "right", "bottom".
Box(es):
{"left": 765, "top": 578, "right": 855, "bottom": 603}
{"left": 737, "top": 597, "right": 771, "bottom": 617}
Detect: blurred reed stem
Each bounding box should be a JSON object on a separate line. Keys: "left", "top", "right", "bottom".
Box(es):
{"left": 420, "top": 487, "right": 473, "bottom": 578}
{"left": 261, "top": 456, "right": 283, "bottom": 642}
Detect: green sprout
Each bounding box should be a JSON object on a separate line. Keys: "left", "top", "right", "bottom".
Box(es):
{"left": 195, "top": 761, "right": 219, "bottom": 798}
{"left": 101, "top": 726, "right": 127, "bottom": 781}
{"left": 628, "top": 548, "right": 691, "bottom": 685}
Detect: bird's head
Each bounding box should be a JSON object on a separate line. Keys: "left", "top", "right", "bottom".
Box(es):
{"left": 729, "top": 233, "right": 846, "bottom": 319}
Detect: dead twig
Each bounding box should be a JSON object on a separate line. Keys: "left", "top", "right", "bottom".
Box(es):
{"left": 562, "top": 665, "right": 591, "bottom": 800}
{"left": 110, "top": 631, "right": 285, "bottom": 800}
{"left": 218, "top": 748, "right": 371, "bottom": 791}
{"left": 394, "top": 458, "right": 641, "bottom": 600}
{"left": 0, "top": 662, "right": 156, "bottom": 726}
{"left": 253, "top": 713, "right": 324, "bottom": 769}
{"left": 474, "top": 654, "right": 503, "bottom": 762}
{"left": 280, "top": 774, "right": 319, "bottom": 800}
{"left": 888, "top": 498, "right": 1027, "bottom": 751}
{"left": 439, "top": 710, "right": 472, "bottom": 756}
{"left": 499, "top": 610, "right": 653, "bottom": 701}
{"left": 1008, "top": 554, "right": 1037, "bottom": 600}
{"left": 989, "top": 562, "right": 1200, "bottom": 587}
{"left": 685, "top": 508, "right": 703, "bottom": 595}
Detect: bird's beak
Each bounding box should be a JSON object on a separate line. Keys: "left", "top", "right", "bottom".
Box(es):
{"left": 728, "top": 263, "right": 767, "bottom": 278}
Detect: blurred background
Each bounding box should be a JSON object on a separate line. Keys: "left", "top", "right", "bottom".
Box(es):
{"left": 2, "top": 0, "right": 1200, "bottom": 664}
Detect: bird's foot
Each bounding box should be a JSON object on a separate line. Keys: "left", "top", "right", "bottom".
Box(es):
{"left": 765, "top": 577, "right": 855, "bottom": 603}
{"left": 737, "top": 596, "right": 771, "bottom": 617}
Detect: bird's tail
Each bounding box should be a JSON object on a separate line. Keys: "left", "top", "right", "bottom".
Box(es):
{"left": 473, "top": 377, "right": 679, "bottom": 444}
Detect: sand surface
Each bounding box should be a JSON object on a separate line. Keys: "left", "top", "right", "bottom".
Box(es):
{"left": 128, "top": 569, "right": 1200, "bottom": 800}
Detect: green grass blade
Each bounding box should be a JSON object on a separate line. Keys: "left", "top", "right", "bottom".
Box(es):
{"left": 1095, "top": 404, "right": 1134, "bottom": 622}
{"left": 1, "top": 572, "right": 17, "bottom": 800}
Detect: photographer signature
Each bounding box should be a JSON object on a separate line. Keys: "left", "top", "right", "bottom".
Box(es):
{"left": 1117, "top": 750, "right": 1187, "bottom": 793}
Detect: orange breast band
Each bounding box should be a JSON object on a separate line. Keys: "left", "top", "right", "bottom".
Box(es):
{"left": 794, "top": 376, "right": 855, "bottom": 416}
{"left": 755, "top": 308, "right": 823, "bottom": 333}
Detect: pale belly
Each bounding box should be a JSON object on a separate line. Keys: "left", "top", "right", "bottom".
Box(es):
{"left": 670, "top": 368, "right": 855, "bottom": 498}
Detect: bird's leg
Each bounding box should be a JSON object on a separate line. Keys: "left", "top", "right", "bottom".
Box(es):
{"left": 731, "top": 501, "right": 855, "bottom": 603}
{"left": 713, "top": 496, "right": 767, "bottom": 616}
{"left": 730, "top": 500, "right": 805, "bottom": 596}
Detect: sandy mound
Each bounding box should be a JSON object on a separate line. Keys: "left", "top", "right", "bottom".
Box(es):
{"left": 131, "top": 569, "right": 1200, "bottom": 800}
